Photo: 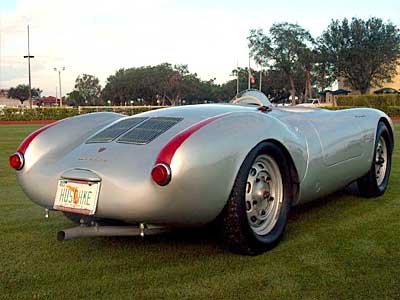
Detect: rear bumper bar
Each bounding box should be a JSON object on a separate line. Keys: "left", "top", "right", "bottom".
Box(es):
{"left": 57, "top": 224, "right": 167, "bottom": 240}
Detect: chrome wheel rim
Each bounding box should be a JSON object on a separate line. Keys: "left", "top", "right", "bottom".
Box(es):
{"left": 375, "top": 136, "right": 388, "bottom": 186}
{"left": 245, "top": 154, "right": 283, "bottom": 236}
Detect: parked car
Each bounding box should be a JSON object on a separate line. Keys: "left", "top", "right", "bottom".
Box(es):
{"left": 297, "top": 98, "right": 320, "bottom": 107}
{"left": 273, "top": 97, "right": 292, "bottom": 106}
{"left": 10, "top": 90, "right": 394, "bottom": 255}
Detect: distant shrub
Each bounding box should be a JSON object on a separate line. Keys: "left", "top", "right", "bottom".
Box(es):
{"left": 324, "top": 105, "right": 400, "bottom": 117}
{"left": 336, "top": 94, "right": 400, "bottom": 108}
{"left": 0, "top": 106, "right": 164, "bottom": 121}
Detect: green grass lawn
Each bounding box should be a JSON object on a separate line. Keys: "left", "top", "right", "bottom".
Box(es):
{"left": 0, "top": 123, "right": 399, "bottom": 300}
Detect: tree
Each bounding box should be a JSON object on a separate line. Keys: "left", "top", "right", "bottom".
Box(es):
{"left": 101, "top": 63, "right": 215, "bottom": 106}
{"left": 8, "top": 84, "right": 41, "bottom": 105}
{"left": 298, "top": 47, "right": 316, "bottom": 100}
{"left": 313, "top": 46, "right": 335, "bottom": 92}
{"left": 248, "top": 23, "right": 314, "bottom": 104}
{"left": 66, "top": 90, "right": 84, "bottom": 106}
{"left": 248, "top": 29, "right": 273, "bottom": 67}
{"left": 73, "top": 74, "right": 102, "bottom": 105}
{"left": 319, "top": 17, "right": 400, "bottom": 94}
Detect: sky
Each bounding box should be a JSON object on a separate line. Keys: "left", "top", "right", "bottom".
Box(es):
{"left": 1, "top": 0, "right": 400, "bottom": 96}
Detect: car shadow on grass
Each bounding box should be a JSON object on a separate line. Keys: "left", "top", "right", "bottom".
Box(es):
{"left": 289, "top": 182, "right": 360, "bottom": 220}
{"left": 74, "top": 183, "right": 364, "bottom": 257}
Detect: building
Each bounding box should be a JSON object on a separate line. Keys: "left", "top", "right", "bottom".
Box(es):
{"left": 0, "top": 89, "right": 22, "bottom": 107}
{"left": 34, "top": 96, "right": 60, "bottom": 107}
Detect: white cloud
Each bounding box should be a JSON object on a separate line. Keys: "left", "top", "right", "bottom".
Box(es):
{"left": 1, "top": 0, "right": 399, "bottom": 96}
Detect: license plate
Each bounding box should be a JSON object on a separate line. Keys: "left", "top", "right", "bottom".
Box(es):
{"left": 53, "top": 179, "right": 100, "bottom": 215}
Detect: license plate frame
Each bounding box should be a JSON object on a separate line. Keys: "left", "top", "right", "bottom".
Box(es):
{"left": 53, "top": 179, "right": 100, "bottom": 215}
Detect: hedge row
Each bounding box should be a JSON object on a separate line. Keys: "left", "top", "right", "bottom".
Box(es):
{"left": 1, "top": 103, "right": 399, "bottom": 121}
{"left": 336, "top": 94, "right": 400, "bottom": 108}
{"left": 324, "top": 105, "right": 400, "bottom": 117}
{"left": 0, "top": 107, "right": 163, "bottom": 121}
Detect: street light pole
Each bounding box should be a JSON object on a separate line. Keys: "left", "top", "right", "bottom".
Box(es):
{"left": 54, "top": 67, "right": 65, "bottom": 106}
{"left": 23, "top": 25, "right": 34, "bottom": 108}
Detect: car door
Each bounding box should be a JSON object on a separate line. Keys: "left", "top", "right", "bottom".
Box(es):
{"left": 309, "top": 113, "right": 364, "bottom": 166}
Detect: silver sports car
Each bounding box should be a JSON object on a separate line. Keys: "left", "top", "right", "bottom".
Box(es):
{"left": 10, "top": 90, "right": 394, "bottom": 255}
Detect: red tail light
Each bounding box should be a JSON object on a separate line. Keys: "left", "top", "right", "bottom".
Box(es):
{"left": 155, "top": 113, "right": 231, "bottom": 165}
{"left": 151, "top": 163, "right": 171, "bottom": 186}
{"left": 151, "top": 113, "right": 231, "bottom": 186}
{"left": 9, "top": 152, "right": 24, "bottom": 170}
{"left": 10, "top": 121, "right": 59, "bottom": 171}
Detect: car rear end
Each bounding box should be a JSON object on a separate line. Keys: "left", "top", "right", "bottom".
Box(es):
{"left": 11, "top": 106, "right": 253, "bottom": 226}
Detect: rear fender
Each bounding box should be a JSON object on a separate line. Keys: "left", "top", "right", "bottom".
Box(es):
{"left": 159, "top": 112, "right": 307, "bottom": 224}
{"left": 18, "top": 112, "right": 123, "bottom": 173}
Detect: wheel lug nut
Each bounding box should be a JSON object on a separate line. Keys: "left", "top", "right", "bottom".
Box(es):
{"left": 253, "top": 200, "right": 258, "bottom": 205}
{"left": 250, "top": 216, "right": 257, "bottom": 223}
{"left": 268, "top": 196, "right": 274, "bottom": 202}
{"left": 260, "top": 210, "right": 266, "bottom": 216}
{"left": 246, "top": 201, "right": 251, "bottom": 211}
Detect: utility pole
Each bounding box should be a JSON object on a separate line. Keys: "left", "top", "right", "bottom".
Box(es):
{"left": 54, "top": 67, "right": 65, "bottom": 106}
{"left": 55, "top": 86, "right": 58, "bottom": 106}
{"left": 259, "top": 68, "right": 262, "bottom": 91}
{"left": 23, "top": 25, "right": 34, "bottom": 109}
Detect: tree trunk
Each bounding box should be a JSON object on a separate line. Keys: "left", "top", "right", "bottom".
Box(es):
{"left": 304, "top": 67, "right": 312, "bottom": 100}
{"left": 289, "top": 76, "right": 296, "bottom": 105}
{"left": 360, "top": 86, "right": 369, "bottom": 95}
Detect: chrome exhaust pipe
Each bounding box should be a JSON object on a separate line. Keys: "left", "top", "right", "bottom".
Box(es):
{"left": 57, "top": 223, "right": 167, "bottom": 241}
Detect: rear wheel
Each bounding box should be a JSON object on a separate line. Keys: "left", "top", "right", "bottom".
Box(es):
{"left": 220, "top": 142, "right": 293, "bottom": 255}
{"left": 357, "top": 121, "right": 393, "bottom": 198}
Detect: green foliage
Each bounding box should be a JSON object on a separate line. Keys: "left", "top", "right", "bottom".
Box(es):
{"left": 0, "top": 108, "right": 78, "bottom": 121}
{"left": 0, "top": 107, "right": 163, "bottom": 121}
{"left": 101, "top": 63, "right": 223, "bottom": 106}
{"left": 7, "top": 84, "right": 42, "bottom": 104}
{"left": 319, "top": 17, "right": 400, "bottom": 94}
{"left": 324, "top": 94, "right": 400, "bottom": 116}
{"left": 336, "top": 94, "right": 400, "bottom": 108}
{"left": 69, "top": 74, "right": 102, "bottom": 106}
{"left": 66, "top": 90, "right": 84, "bottom": 107}
{"left": 386, "top": 106, "right": 400, "bottom": 117}
{"left": 248, "top": 23, "right": 315, "bottom": 103}
{"left": 77, "top": 106, "right": 163, "bottom": 116}
{"left": 313, "top": 46, "right": 336, "bottom": 91}
{"left": 325, "top": 105, "right": 400, "bottom": 117}
{"left": 248, "top": 29, "right": 273, "bottom": 66}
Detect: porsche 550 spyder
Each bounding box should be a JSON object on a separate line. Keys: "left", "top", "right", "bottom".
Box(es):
{"left": 10, "top": 90, "right": 394, "bottom": 255}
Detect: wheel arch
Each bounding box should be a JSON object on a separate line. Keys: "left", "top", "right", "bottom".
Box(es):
{"left": 263, "top": 139, "right": 300, "bottom": 205}
{"left": 379, "top": 117, "right": 394, "bottom": 148}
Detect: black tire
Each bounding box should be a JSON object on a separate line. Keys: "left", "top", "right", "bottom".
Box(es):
{"left": 357, "top": 121, "right": 393, "bottom": 198}
{"left": 219, "top": 142, "right": 294, "bottom": 255}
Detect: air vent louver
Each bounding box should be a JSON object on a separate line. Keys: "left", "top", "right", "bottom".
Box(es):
{"left": 117, "top": 117, "right": 183, "bottom": 144}
{"left": 86, "top": 117, "right": 147, "bottom": 143}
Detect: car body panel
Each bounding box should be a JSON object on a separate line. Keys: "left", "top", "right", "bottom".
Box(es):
{"left": 15, "top": 95, "right": 393, "bottom": 227}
